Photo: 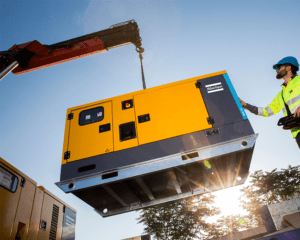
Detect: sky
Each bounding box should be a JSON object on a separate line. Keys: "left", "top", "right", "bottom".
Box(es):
{"left": 1, "top": 0, "right": 300, "bottom": 239}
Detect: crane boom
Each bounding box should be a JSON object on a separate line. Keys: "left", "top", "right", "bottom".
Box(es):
{"left": 0, "top": 20, "right": 143, "bottom": 80}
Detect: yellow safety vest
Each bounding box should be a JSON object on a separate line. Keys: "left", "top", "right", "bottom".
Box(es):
{"left": 258, "top": 75, "right": 300, "bottom": 138}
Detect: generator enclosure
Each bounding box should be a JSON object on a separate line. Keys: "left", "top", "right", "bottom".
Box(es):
{"left": 0, "top": 157, "right": 76, "bottom": 240}
{"left": 56, "top": 71, "right": 258, "bottom": 217}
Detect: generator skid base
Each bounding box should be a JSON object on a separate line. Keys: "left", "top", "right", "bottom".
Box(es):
{"left": 56, "top": 71, "right": 258, "bottom": 217}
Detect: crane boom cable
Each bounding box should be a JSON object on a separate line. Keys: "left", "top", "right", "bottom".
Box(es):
{"left": 136, "top": 46, "right": 146, "bottom": 89}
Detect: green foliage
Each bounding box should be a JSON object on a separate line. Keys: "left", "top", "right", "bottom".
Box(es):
{"left": 209, "top": 214, "right": 258, "bottom": 238}
{"left": 208, "top": 165, "right": 300, "bottom": 237}
{"left": 137, "top": 165, "right": 300, "bottom": 239}
{"left": 239, "top": 165, "right": 300, "bottom": 227}
{"left": 137, "top": 194, "right": 220, "bottom": 240}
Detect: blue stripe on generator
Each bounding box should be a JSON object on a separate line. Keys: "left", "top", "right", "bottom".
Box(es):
{"left": 223, "top": 73, "right": 248, "bottom": 120}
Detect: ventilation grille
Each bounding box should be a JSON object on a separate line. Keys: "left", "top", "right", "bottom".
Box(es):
{"left": 49, "top": 204, "right": 59, "bottom": 240}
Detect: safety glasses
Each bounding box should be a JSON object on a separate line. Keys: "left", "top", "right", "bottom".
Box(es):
{"left": 276, "top": 64, "right": 285, "bottom": 70}
{"left": 276, "top": 64, "right": 283, "bottom": 70}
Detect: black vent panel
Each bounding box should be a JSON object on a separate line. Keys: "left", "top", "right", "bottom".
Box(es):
{"left": 49, "top": 204, "right": 59, "bottom": 240}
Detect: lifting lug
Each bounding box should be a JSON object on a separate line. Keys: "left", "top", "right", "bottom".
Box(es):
{"left": 207, "top": 116, "right": 215, "bottom": 125}
{"left": 195, "top": 81, "right": 202, "bottom": 88}
{"left": 64, "top": 151, "right": 70, "bottom": 160}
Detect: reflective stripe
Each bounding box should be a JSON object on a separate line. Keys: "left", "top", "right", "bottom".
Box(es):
{"left": 258, "top": 107, "right": 264, "bottom": 116}
{"left": 281, "top": 103, "right": 300, "bottom": 115}
{"left": 291, "top": 104, "right": 300, "bottom": 114}
{"left": 286, "top": 94, "right": 300, "bottom": 107}
{"left": 265, "top": 106, "right": 274, "bottom": 116}
{"left": 281, "top": 94, "right": 300, "bottom": 115}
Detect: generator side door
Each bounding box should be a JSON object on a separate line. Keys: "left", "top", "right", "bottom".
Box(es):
{"left": 27, "top": 187, "right": 45, "bottom": 240}
{"left": 0, "top": 164, "right": 21, "bottom": 239}
{"left": 11, "top": 178, "right": 36, "bottom": 240}
{"left": 37, "top": 192, "right": 64, "bottom": 240}
{"left": 134, "top": 81, "right": 212, "bottom": 145}
{"left": 67, "top": 101, "right": 113, "bottom": 162}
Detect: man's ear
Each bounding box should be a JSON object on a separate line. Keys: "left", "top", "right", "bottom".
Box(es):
{"left": 286, "top": 65, "right": 292, "bottom": 72}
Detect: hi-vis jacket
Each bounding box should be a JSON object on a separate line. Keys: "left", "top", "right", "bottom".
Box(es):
{"left": 258, "top": 75, "right": 300, "bottom": 138}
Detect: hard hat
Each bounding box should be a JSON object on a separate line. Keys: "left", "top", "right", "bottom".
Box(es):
{"left": 273, "top": 56, "right": 299, "bottom": 71}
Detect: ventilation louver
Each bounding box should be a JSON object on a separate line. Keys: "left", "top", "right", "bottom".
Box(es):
{"left": 49, "top": 204, "right": 59, "bottom": 240}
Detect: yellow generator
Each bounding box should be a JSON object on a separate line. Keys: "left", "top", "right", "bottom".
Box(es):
{"left": 0, "top": 157, "right": 76, "bottom": 240}
{"left": 56, "top": 71, "right": 258, "bottom": 217}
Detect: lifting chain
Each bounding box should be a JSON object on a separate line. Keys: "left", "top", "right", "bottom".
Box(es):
{"left": 136, "top": 45, "right": 146, "bottom": 89}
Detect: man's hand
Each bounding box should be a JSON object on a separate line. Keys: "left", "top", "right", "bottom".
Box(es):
{"left": 239, "top": 98, "right": 247, "bottom": 108}
{"left": 294, "top": 106, "right": 300, "bottom": 118}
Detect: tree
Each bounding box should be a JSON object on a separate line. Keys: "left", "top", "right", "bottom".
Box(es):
{"left": 238, "top": 165, "right": 300, "bottom": 228}
{"left": 207, "top": 165, "right": 300, "bottom": 237}
{"left": 137, "top": 165, "right": 300, "bottom": 239}
{"left": 209, "top": 214, "right": 259, "bottom": 238}
{"left": 137, "top": 194, "right": 220, "bottom": 240}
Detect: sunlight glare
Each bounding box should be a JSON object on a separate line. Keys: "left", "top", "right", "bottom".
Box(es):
{"left": 212, "top": 185, "right": 248, "bottom": 216}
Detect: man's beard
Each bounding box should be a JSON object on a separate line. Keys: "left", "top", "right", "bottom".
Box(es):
{"left": 276, "top": 69, "right": 287, "bottom": 79}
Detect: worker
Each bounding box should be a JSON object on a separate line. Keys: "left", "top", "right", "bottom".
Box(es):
{"left": 239, "top": 56, "right": 300, "bottom": 148}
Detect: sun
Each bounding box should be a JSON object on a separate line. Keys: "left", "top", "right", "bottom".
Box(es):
{"left": 212, "top": 184, "right": 248, "bottom": 216}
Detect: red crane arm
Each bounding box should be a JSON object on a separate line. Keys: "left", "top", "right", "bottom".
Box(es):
{"left": 0, "top": 20, "right": 143, "bottom": 78}
{"left": 7, "top": 38, "right": 107, "bottom": 75}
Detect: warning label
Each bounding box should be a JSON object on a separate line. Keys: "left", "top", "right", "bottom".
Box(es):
{"left": 0, "top": 167, "right": 13, "bottom": 190}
